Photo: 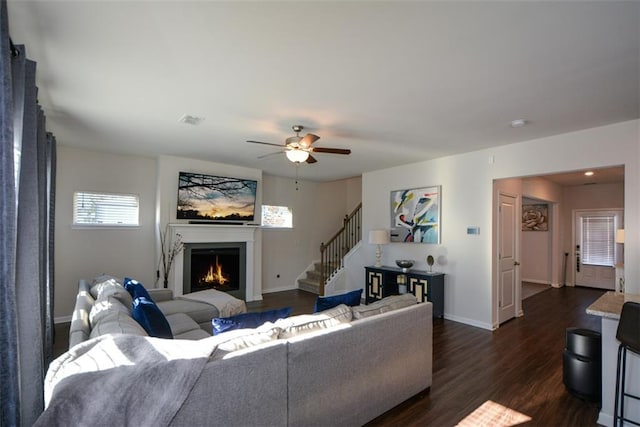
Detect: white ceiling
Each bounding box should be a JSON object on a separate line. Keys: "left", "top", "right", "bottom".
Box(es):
{"left": 7, "top": 1, "right": 640, "bottom": 182}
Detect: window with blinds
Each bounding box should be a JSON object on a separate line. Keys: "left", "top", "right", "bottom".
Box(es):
{"left": 581, "top": 215, "right": 615, "bottom": 266}
{"left": 73, "top": 191, "right": 139, "bottom": 226}
{"left": 261, "top": 205, "right": 293, "bottom": 228}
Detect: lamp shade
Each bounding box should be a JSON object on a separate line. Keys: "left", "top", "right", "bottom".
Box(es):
{"left": 616, "top": 229, "right": 625, "bottom": 244}
{"left": 285, "top": 148, "right": 309, "bottom": 163}
{"left": 369, "top": 229, "right": 390, "bottom": 245}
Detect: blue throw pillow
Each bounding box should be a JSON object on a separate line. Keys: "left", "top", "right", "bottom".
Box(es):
{"left": 123, "top": 277, "right": 152, "bottom": 300}
{"left": 212, "top": 307, "right": 292, "bottom": 335}
{"left": 132, "top": 296, "right": 173, "bottom": 339}
{"left": 314, "top": 289, "right": 362, "bottom": 313}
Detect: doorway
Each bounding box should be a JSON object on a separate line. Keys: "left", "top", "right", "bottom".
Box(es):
{"left": 573, "top": 209, "right": 622, "bottom": 290}
{"left": 493, "top": 165, "right": 624, "bottom": 327}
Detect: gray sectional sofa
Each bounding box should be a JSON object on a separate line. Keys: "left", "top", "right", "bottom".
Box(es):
{"left": 45, "top": 278, "right": 433, "bottom": 426}
{"left": 68, "top": 278, "right": 219, "bottom": 347}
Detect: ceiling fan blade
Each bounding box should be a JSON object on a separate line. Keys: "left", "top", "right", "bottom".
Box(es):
{"left": 257, "top": 151, "right": 284, "bottom": 159}
{"left": 299, "top": 133, "right": 320, "bottom": 148}
{"left": 246, "top": 140, "right": 286, "bottom": 148}
{"left": 306, "top": 154, "right": 318, "bottom": 164}
{"left": 311, "top": 147, "right": 351, "bottom": 155}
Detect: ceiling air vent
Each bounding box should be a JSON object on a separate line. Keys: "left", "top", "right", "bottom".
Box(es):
{"left": 178, "top": 114, "right": 205, "bottom": 126}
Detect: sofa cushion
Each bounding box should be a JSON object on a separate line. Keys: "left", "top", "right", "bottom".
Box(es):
{"left": 90, "top": 278, "right": 126, "bottom": 300}
{"left": 314, "top": 289, "right": 362, "bottom": 312}
{"left": 351, "top": 294, "right": 418, "bottom": 320}
{"left": 69, "top": 287, "right": 95, "bottom": 349}
{"left": 146, "top": 288, "right": 173, "bottom": 302}
{"left": 90, "top": 274, "right": 121, "bottom": 290}
{"left": 123, "top": 277, "right": 152, "bottom": 300}
{"left": 132, "top": 296, "right": 173, "bottom": 339}
{"left": 275, "top": 304, "right": 352, "bottom": 339}
{"left": 212, "top": 307, "right": 292, "bottom": 335}
{"left": 211, "top": 323, "right": 282, "bottom": 358}
{"left": 89, "top": 294, "right": 132, "bottom": 327}
{"left": 174, "top": 328, "right": 211, "bottom": 340}
{"left": 89, "top": 310, "right": 148, "bottom": 339}
{"left": 166, "top": 313, "right": 203, "bottom": 336}
{"left": 156, "top": 299, "right": 219, "bottom": 327}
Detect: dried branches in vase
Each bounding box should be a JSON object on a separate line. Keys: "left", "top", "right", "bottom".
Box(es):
{"left": 158, "top": 225, "right": 184, "bottom": 288}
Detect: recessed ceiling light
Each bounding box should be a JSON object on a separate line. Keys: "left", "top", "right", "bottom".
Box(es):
{"left": 510, "top": 119, "right": 527, "bottom": 128}
{"left": 178, "top": 114, "right": 205, "bottom": 126}
{"left": 584, "top": 171, "right": 594, "bottom": 176}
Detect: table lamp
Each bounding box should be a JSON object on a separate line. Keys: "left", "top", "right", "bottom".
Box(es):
{"left": 369, "top": 229, "right": 390, "bottom": 267}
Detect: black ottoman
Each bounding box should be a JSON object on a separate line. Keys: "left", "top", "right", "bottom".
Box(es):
{"left": 563, "top": 327, "right": 601, "bottom": 402}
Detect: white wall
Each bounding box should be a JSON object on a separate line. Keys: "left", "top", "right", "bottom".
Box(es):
{"left": 261, "top": 174, "right": 362, "bottom": 293}
{"left": 54, "top": 146, "right": 157, "bottom": 319}
{"left": 521, "top": 230, "right": 551, "bottom": 284}
{"left": 521, "top": 179, "right": 564, "bottom": 286}
{"left": 349, "top": 120, "right": 639, "bottom": 330}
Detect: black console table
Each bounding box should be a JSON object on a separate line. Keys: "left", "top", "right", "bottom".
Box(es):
{"left": 365, "top": 266, "right": 444, "bottom": 318}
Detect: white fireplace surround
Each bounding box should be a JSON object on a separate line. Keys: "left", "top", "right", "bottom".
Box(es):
{"left": 167, "top": 223, "right": 259, "bottom": 301}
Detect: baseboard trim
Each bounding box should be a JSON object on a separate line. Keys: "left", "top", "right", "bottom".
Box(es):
{"left": 522, "top": 279, "right": 550, "bottom": 285}
{"left": 443, "top": 313, "right": 493, "bottom": 331}
{"left": 54, "top": 315, "right": 72, "bottom": 324}
{"left": 262, "top": 285, "right": 298, "bottom": 294}
{"left": 596, "top": 411, "right": 613, "bottom": 427}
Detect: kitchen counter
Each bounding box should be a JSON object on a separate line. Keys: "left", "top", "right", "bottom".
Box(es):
{"left": 586, "top": 291, "right": 640, "bottom": 427}
{"left": 586, "top": 291, "right": 640, "bottom": 320}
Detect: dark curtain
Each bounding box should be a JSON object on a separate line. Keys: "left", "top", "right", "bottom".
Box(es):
{"left": 1, "top": 0, "right": 56, "bottom": 424}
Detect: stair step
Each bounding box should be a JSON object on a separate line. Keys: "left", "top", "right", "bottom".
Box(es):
{"left": 313, "top": 262, "right": 340, "bottom": 273}
{"left": 298, "top": 278, "right": 320, "bottom": 295}
{"left": 306, "top": 270, "right": 323, "bottom": 281}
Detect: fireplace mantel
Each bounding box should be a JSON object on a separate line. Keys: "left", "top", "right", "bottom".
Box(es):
{"left": 167, "top": 223, "right": 260, "bottom": 301}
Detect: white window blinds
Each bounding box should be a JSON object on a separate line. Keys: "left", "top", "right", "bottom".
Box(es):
{"left": 581, "top": 215, "right": 615, "bottom": 266}
{"left": 73, "top": 191, "right": 139, "bottom": 226}
{"left": 261, "top": 205, "right": 293, "bottom": 228}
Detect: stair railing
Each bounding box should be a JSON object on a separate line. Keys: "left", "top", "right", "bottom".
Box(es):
{"left": 319, "top": 203, "right": 362, "bottom": 295}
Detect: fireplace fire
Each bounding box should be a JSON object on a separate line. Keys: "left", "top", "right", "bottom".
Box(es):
{"left": 182, "top": 242, "right": 246, "bottom": 300}
{"left": 201, "top": 257, "right": 229, "bottom": 286}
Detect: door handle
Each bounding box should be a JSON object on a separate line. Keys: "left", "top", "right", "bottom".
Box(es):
{"left": 514, "top": 261, "right": 520, "bottom": 266}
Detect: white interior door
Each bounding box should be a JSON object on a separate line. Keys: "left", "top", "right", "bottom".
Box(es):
{"left": 574, "top": 210, "right": 622, "bottom": 290}
{"left": 498, "top": 193, "right": 519, "bottom": 324}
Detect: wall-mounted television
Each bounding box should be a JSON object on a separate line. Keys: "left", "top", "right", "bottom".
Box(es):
{"left": 177, "top": 172, "right": 258, "bottom": 223}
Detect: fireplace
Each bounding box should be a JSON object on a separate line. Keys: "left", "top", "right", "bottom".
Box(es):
{"left": 182, "top": 242, "right": 246, "bottom": 300}
{"left": 167, "top": 224, "right": 258, "bottom": 301}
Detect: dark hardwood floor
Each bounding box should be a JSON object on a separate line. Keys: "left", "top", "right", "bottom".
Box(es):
{"left": 53, "top": 286, "right": 605, "bottom": 426}
{"left": 367, "top": 286, "right": 605, "bottom": 427}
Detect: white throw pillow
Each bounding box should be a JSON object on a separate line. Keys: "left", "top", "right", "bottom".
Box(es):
{"left": 275, "top": 304, "right": 352, "bottom": 339}
{"left": 351, "top": 293, "right": 417, "bottom": 320}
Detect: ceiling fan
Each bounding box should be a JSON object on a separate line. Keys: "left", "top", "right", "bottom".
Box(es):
{"left": 247, "top": 125, "right": 351, "bottom": 164}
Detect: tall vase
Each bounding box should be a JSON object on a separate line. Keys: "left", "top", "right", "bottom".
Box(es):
{"left": 163, "top": 277, "right": 168, "bottom": 289}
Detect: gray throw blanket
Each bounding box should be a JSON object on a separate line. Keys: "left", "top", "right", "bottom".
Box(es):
{"left": 34, "top": 334, "right": 219, "bottom": 427}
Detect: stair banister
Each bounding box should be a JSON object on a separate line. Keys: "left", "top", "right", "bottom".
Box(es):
{"left": 319, "top": 203, "right": 362, "bottom": 295}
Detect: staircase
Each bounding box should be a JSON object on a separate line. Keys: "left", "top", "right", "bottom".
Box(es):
{"left": 298, "top": 261, "right": 339, "bottom": 294}
{"left": 297, "top": 203, "right": 362, "bottom": 295}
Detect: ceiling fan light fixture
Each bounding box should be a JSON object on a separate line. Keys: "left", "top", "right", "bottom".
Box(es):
{"left": 285, "top": 148, "right": 309, "bottom": 163}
